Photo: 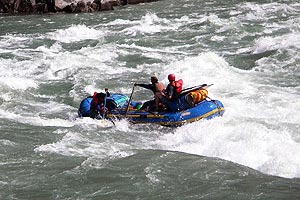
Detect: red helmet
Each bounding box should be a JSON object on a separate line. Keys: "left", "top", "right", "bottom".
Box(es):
{"left": 168, "top": 74, "right": 175, "bottom": 81}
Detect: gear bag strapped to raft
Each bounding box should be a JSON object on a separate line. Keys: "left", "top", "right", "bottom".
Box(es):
{"left": 188, "top": 88, "right": 208, "bottom": 104}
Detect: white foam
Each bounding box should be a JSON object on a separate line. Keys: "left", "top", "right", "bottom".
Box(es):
{"left": 0, "top": 99, "right": 77, "bottom": 127}
{"left": 118, "top": 43, "right": 188, "bottom": 56}
{"left": 106, "top": 18, "right": 134, "bottom": 26}
{"left": 47, "top": 24, "right": 105, "bottom": 43}
{"left": 157, "top": 117, "right": 300, "bottom": 178}
{"left": 241, "top": 2, "right": 297, "bottom": 21}
{"left": 35, "top": 44, "right": 122, "bottom": 82}
{"left": 252, "top": 33, "right": 300, "bottom": 54}
{"left": 0, "top": 109, "right": 74, "bottom": 127}
{"left": 74, "top": 117, "right": 115, "bottom": 128}
{"left": 154, "top": 53, "right": 300, "bottom": 178}
{"left": 207, "top": 14, "right": 228, "bottom": 26}
{"left": 34, "top": 130, "right": 132, "bottom": 159}
{"left": 159, "top": 52, "right": 239, "bottom": 89}
{"left": 0, "top": 56, "right": 41, "bottom": 91}
{"left": 0, "top": 34, "right": 32, "bottom": 49}
{"left": 0, "top": 77, "right": 38, "bottom": 90}
{"left": 0, "top": 139, "right": 16, "bottom": 146}
{"left": 121, "top": 13, "right": 178, "bottom": 36}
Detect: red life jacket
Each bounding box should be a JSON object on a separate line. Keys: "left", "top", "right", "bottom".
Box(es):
{"left": 91, "top": 92, "right": 107, "bottom": 113}
{"left": 171, "top": 79, "right": 183, "bottom": 94}
{"left": 92, "top": 92, "right": 99, "bottom": 105}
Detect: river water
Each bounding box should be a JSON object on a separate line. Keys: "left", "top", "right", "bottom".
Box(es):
{"left": 1, "top": 0, "right": 300, "bottom": 199}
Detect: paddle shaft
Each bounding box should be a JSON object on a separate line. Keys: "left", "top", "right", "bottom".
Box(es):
{"left": 174, "top": 84, "right": 213, "bottom": 98}
{"left": 125, "top": 85, "right": 135, "bottom": 118}
{"left": 181, "top": 84, "right": 208, "bottom": 93}
{"left": 102, "top": 91, "right": 107, "bottom": 118}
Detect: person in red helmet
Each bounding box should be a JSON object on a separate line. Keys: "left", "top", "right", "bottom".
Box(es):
{"left": 168, "top": 74, "right": 175, "bottom": 81}
{"left": 165, "top": 74, "right": 183, "bottom": 99}
{"left": 156, "top": 74, "right": 183, "bottom": 111}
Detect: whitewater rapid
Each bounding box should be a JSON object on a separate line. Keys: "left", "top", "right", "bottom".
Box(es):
{"left": 1, "top": 2, "right": 300, "bottom": 179}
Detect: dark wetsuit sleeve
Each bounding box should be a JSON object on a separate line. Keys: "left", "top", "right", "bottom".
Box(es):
{"left": 106, "top": 91, "right": 110, "bottom": 97}
{"left": 166, "top": 85, "right": 175, "bottom": 98}
{"left": 135, "top": 84, "right": 155, "bottom": 93}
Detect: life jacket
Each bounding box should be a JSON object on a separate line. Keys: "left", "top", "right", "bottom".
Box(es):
{"left": 154, "top": 82, "right": 164, "bottom": 92}
{"left": 189, "top": 88, "right": 208, "bottom": 104}
{"left": 171, "top": 79, "right": 183, "bottom": 95}
{"left": 91, "top": 92, "right": 99, "bottom": 105}
{"left": 91, "top": 92, "right": 105, "bottom": 111}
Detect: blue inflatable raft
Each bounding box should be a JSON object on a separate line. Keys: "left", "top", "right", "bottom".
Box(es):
{"left": 106, "top": 98, "right": 224, "bottom": 127}
{"left": 78, "top": 89, "right": 225, "bottom": 127}
{"left": 78, "top": 93, "right": 129, "bottom": 117}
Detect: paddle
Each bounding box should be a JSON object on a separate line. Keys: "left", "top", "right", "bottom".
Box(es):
{"left": 125, "top": 85, "right": 135, "bottom": 118}
{"left": 102, "top": 88, "right": 108, "bottom": 119}
{"left": 181, "top": 84, "right": 207, "bottom": 93}
{"left": 174, "top": 84, "right": 213, "bottom": 98}
{"left": 98, "top": 88, "right": 115, "bottom": 126}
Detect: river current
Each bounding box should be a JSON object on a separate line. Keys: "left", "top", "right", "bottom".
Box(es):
{"left": 0, "top": 0, "right": 300, "bottom": 199}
